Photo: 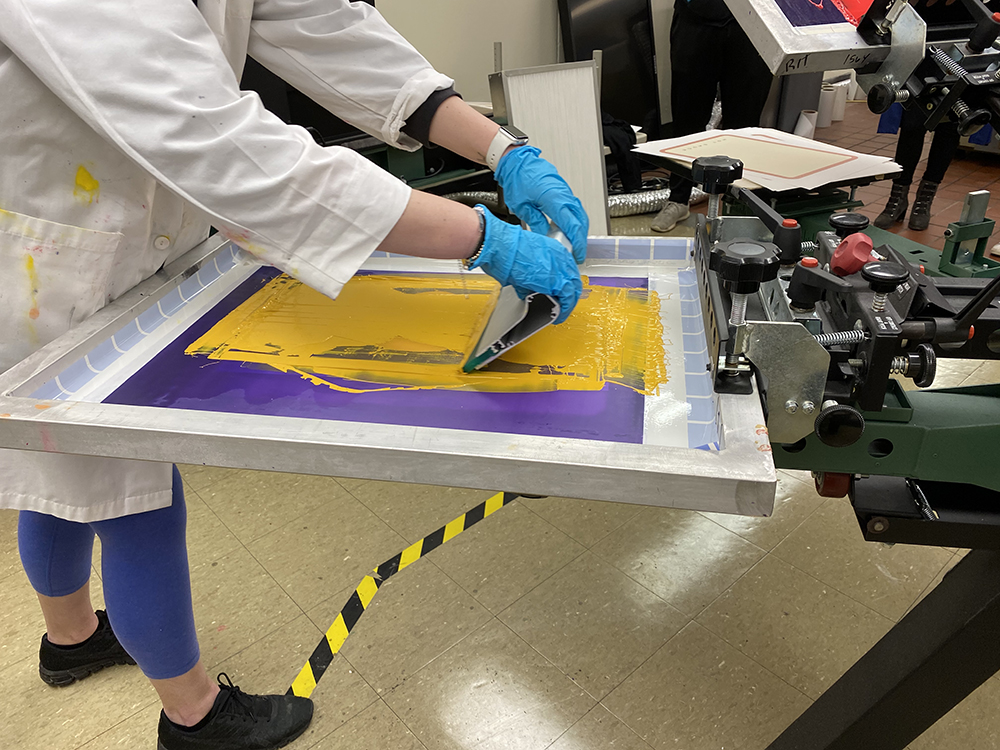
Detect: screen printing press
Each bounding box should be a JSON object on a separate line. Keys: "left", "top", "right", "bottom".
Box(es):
{"left": 0, "top": 235, "right": 775, "bottom": 517}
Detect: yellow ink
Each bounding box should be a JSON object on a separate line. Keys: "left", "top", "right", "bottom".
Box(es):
{"left": 74, "top": 165, "right": 100, "bottom": 204}
{"left": 186, "top": 274, "right": 668, "bottom": 394}
{"left": 25, "top": 255, "right": 40, "bottom": 338}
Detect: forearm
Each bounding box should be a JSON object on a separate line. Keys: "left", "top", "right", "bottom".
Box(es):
{"left": 377, "top": 190, "right": 481, "bottom": 260}
{"left": 427, "top": 97, "right": 503, "bottom": 165}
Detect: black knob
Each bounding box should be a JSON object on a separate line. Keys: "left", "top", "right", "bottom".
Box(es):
{"left": 905, "top": 343, "right": 938, "bottom": 388}
{"left": 861, "top": 261, "right": 909, "bottom": 294}
{"left": 692, "top": 156, "right": 744, "bottom": 195}
{"left": 867, "top": 83, "right": 899, "bottom": 115}
{"left": 957, "top": 107, "right": 992, "bottom": 138}
{"left": 829, "top": 212, "right": 870, "bottom": 239}
{"left": 815, "top": 404, "right": 865, "bottom": 448}
{"left": 709, "top": 239, "right": 781, "bottom": 295}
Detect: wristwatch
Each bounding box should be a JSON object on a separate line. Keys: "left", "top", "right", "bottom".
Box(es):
{"left": 486, "top": 124, "right": 529, "bottom": 172}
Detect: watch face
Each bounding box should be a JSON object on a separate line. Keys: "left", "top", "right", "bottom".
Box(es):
{"left": 502, "top": 125, "right": 529, "bottom": 143}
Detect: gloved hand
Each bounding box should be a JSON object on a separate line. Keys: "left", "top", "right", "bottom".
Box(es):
{"left": 470, "top": 206, "right": 583, "bottom": 324}
{"left": 495, "top": 145, "right": 589, "bottom": 264}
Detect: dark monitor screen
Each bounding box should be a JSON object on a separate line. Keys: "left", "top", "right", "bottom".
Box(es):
{"left": 558, "top": 0, "right": 661, "bottom": 137}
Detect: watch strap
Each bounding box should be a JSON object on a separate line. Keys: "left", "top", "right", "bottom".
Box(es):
{"left": 486, "top": 126, "right": 528, "bottom": 172}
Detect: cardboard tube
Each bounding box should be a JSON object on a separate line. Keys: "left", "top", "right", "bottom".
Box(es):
{"left": 832, "top": 82, "right": 849, "bottom": 121}
{"left": 817, "top": 85, "right": 836, "bottom": 128}
{"left": 793, "top": 110, "right": 818, "bottom": 139}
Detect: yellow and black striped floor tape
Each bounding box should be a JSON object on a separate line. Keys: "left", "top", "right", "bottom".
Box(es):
{"left": 288, "top": 491, "right": 518, "bottom": 698}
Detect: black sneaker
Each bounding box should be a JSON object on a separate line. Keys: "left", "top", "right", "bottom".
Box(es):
{"left": 39, "top": 609, "right": 136, "bottom": 686}
{"left": 156, "top": 673, "right": 314, "bottom": 750}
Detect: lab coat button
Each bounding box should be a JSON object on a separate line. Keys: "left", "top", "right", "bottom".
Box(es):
{"left": 153, "top": 235, "right": 171, "bottom": 251}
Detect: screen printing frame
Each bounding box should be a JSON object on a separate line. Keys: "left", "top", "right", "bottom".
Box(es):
{"left": 0, "top": 236, "right": 775, "bottom": 517}
{"left": 724, "top": 0, "right": 929, "bottom": 76}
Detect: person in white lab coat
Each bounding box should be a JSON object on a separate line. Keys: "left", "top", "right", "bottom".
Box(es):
{"left": 0, "top": 2, "right": 588, "bottom": 748}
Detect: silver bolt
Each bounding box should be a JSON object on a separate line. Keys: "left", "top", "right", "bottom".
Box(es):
{"left": 785, "top": 400, "right": 799, "bottom": 414}
{"left": 848, "top": 358, "right": 865, "bottom": 368}
{"left": 729, "top": 294, "right": 748, "bottom": 327}
{"left": 707, "top": 195, "right": 721, "bottom": 222}
{"left": 802, "top": 401, "right": 816, "bottom": 414}
{"left": 872, "top": 292, "right": 888, "bottom": 313}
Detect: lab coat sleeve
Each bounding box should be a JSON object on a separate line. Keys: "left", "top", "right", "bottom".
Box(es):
{"left": 248, "top": 0, "right": 456, "bottom": 151}
{"left": 0, "top": 0, "right": 414, "bottom": 301}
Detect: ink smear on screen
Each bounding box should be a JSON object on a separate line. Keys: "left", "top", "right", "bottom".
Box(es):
{"left": 185, "top": 273, "right": 668, "bottom": 396}
{"left": 774, "top": 0, "right": 874, "bottom": 26}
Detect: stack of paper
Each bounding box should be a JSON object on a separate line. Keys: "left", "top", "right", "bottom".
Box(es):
{"left": 633, "top": 127, "right": 900, "bottom": 192}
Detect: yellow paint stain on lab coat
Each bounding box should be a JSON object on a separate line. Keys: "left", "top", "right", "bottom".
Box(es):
{"left": 74, "top": 165, "right": 100, "bottom": 204}
{"left": 25, "top": 255, "right": 41, "bottom": 337}
{"left": 186, "top": 273, "right": 668, "bottom": 395}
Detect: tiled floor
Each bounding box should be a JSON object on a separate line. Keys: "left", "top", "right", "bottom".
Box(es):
{"left": 815, "top": 102, "right": 1000, "bottom": 252}
{"left": 3, "top": 104, "right": 1000, "bottom": 750}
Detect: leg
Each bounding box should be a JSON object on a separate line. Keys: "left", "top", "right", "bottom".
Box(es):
{"left": 92, "top": 466, "right": 216, "bottom": 724}
{"left": 891, "top": 106, "right": 928, "bottom": 187}
{"left": 908, "top": 122, "right": 959, "bottom": 230}
{"left": 719, "top": 22, "right": 773, "bottom": 129}
{"left": 922, "top": 122, "right": 961, "bottom": 184}
{"left": 654, "top": 11, "right": 720, "bottom": 230}
{"left": 18, "top": 510, "right": 100, "bottom": 644}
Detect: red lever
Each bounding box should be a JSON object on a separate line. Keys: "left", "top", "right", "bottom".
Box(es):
{"left": 831, "top": 233, "right": 877, "bottom": 277}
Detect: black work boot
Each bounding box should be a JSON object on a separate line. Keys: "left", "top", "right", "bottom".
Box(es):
{"left": 157, "top": 673, "right": 314, "bottom": 750}
{"left": 908, "top": 179, "right": 939, "bottom": 231}
{"left": 874, "top": 181, "right": 909, "bottom": 229}
{"left": 39, "top": 609, "right": 136, "bottom": 686}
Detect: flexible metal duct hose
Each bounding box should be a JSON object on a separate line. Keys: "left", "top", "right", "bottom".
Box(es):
{"left": 442, "top": 189, "right": 686, "bottom": 219}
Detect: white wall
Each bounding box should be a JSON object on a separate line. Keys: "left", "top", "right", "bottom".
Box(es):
{"left": 378, "top": 0, "right": 674, "bottom": 124}
{"left": 377, "top": 0, "right": 562, "bottom": 103}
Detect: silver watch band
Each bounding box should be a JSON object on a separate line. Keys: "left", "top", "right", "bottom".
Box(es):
{"left": 486, "top": 125, "right": 529, "bottom": 172}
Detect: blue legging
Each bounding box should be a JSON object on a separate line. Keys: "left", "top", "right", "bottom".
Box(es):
{"left": 18, "top": 466, "right": 200, "bottom": 680}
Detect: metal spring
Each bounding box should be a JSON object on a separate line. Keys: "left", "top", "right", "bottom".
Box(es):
{"left": 889, "top": 356, "right": 910, "bottom": 375}
{"left": 814, "top": 330, "right": 868, "bottom": 346}
{"left": 929, "top": 46, "right": 967, "bottom": 78}
{"left": 800, "top": 240, "right": 819, "bottom": 254}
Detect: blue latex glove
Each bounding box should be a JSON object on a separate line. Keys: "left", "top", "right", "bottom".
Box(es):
{"left": 470, "top": 206, "right": 583, "bottom": 325}
{"left": 495, "top": 145, "right": 589, "bottom": 264}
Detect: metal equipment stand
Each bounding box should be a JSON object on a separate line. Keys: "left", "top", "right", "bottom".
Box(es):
{"left": 766, "top": 548, "right": 1000, "bottom": 749}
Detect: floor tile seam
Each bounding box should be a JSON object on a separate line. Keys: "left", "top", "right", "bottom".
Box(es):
{"left": 542, "top": 704, "right": 657, "bottom": 750}
{"left": 514, "top": 493, "right": 642, "bottom": 550}
{"left": 238, "top": 543, "right": 314, "bottom": 622}
{"left": 68, "top": 696, "right": 161, "bottom": 750}
{"left": 496, "top": 605, "right": 641, "bottom": 704}
{"left": 688, "top": 612, "right": 825, "bottom": 703}
{"left": 763, "top": 544, "right": 909, "bottom": 624}
{"left": 213, "top": 493, "right": 373, "bottom": 550}
{"left": 696, "top": 492, "right": 826, "bottom": 553}
{"left": 337, "top": 581, "right": 498, "bottom": 696}
{"left": 480, "top": 540, "right": 591, "bottom": 617}
{"left": 898, "top": 550, "right": 959, "bottom": 622}
{"left": 183, "top": 482, "right": 257, "bottom": 560}
{"left": 199, "top": 610, "right": 321, "bottom": 675}
{"left": 331, "top": 481, "right": 418, "bottom": 544}
{"left": 364, "top": 696, "right": 434, "bottom": 750}
{"left": 595, "top": 619, "right": 814, "bottom": 730}
{"left": 298, "top": 655, "right": 384, "bottom": 750}
{"left": 242, "top": 490, "right": 410, "bottom": 561}
{"left": 375, "top": 614, "right": 510, "bottom": 705}
{"left": 584, "top": 536, "right": 765, "bottom": 618}
{"left": 410, "top": 501, "right": 589, "bottom": 616}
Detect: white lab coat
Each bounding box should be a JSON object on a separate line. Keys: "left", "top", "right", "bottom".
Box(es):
{"left": 0, "top": 0, "right": 454, "bottom": 521}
